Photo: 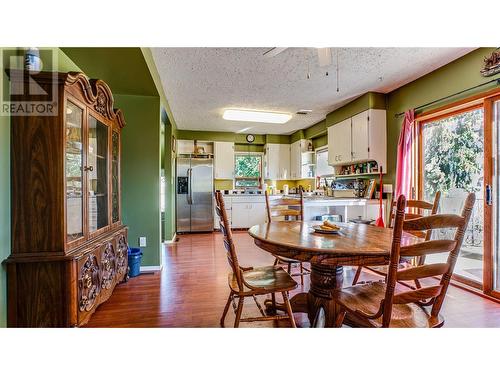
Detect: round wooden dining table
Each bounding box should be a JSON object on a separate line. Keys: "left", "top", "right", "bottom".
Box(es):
{"left": 248, "top": 220, "right": 420, "bottom": 327}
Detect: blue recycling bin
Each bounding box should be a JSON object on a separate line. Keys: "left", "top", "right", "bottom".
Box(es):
{"left": 128, "top": 247, "right": 143, "bottom": 277}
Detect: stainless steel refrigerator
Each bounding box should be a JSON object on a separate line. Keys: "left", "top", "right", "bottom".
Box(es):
{"left": 176, "top": 156, "right": 214, "bottom": 232}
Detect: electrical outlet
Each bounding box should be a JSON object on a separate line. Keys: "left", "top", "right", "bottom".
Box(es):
{"left": 139, "top": 237, "right": 147, "bottom": 247}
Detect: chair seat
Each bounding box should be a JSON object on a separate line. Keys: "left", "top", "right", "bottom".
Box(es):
{"left": 334, "top": 281, "right": 444, "bottom": 328}
{"left": 228, "top": 265, "right": 298, "bottom": 295}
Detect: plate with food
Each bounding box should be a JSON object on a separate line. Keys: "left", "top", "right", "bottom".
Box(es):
{"left": 313, "top": 220, "right": 342, "bottom": 234}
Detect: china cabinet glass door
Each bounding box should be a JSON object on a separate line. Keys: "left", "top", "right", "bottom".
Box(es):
{"left": 65, "top": 101, "right": 84, "bottom": 242}
{"left": 111, "top": 131, "right": 120, "bottom": 223}
{"left": 88, "top": 116, "right": 109, "bottom": 233}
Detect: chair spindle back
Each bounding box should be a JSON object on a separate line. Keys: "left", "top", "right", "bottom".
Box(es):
{"left": 265, "top": 190, "right": 304, "bottom": 222}
{"left": 381, "top": 192, "right": 475, "bottom": 327}
{"left": 215, "top": 192, "right": 243, "bottom": 290}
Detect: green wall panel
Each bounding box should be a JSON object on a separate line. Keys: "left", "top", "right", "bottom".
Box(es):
{"left": 326, "top": 92, "right": 386, "bottom": 126}
{"left": 312, "top": 134, "right": 328, "bottom": 149}
{"left": 62, "top": 48, "right": 158, "bottom": 96}
{"left": 304, "top": 120, "right": 327, "bottom": 139}
{"left": 265, "top": 134, "right": 290, "bottom": 144}
{"left": 234, "top": 144, "right": 264, "bottom": 152}
{"left": 290, "top": 130, "right": 305, "bottom": 143}
{"left": 116, "top": 94, "right": 161, "bottom": 267}
{"left": 163, "top": 114, "right": 176, "bottom": 241}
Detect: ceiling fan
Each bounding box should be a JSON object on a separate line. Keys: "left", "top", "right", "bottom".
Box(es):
{"left": 263, "top": 47, "right": 332, "bottom": 67}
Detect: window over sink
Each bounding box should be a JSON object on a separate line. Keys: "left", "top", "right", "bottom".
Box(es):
{"left": 234, "top": 153, "right": 262, "bottom": 188}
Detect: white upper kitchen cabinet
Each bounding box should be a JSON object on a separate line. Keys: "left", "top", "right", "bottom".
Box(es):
{"left": 264, "top": 144, "right": 279, "bottom": 180}
{"left": 365, "top": 109, "right": 387, "bottom": 169}
{"left": 328, "top": 118, "right": 352, "bottom": 166}
{"left": 290, "top": 139, "right": 313, "bottom": 179}
{"left": 351, "top": 111, "right": 370, "bottom": 161}
{"left": 290, "top": 141, "right": 300, "bottom": 179}
{"left": 264, "top": 143, "right": 290, "bottom": 180}
{"left": 278, "top": 144, "right": 291, "bottom": 180}
{"left": 327, "top": 109, "right": 386, "bottom": 169}
{"left": 316, "top": 148, "right": 335, "bottom": 177}
{"left": 214, "top": 141, "right": 235, "bottom": 179}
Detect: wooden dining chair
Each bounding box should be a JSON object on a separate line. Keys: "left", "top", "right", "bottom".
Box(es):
{"left": 334, "top": 192, "right": 475, "bottom": 328}
{"left": 215, "top": 192, "right": 297, "bottom": 328}
{"left": 264, "top": 190, "right": 310, "bottom": 284}
{"left": 352, "top": 191, "right": 441, "bottom": 287}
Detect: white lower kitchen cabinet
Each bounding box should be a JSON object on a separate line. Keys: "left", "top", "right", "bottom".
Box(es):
{"left": 231, "top": 202, "right": 267, "bottom": 229}
{"left": 214, "top": 196, "right": 267, "bottom": 229}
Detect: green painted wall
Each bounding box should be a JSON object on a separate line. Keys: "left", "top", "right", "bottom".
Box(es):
{"left": 385, "top": 47, "right": 499, "bottom": 183}
{"left": 0, "top": 48, "right": 81, "bottom": 327}
{"left": 265, "top": 134, "right": 290, "bottom": 144}
{"left": 62, "top": 48, "right": 157, "bottom": 96}
{"left": 235, "top": 144, "right": 264, "bottom": 152}
{"left": 312, "top": 134, "right": 328, "bottom": 149}
{"left": 326, "top": 92, "right": 386, "bottom": 127}
{"left": 116, "top": 94, "right": 161, "bottom": 267}
{"left": 290, "top": 130, "right": 305, "bottom": 143}
{"left": 214, "top": 180, "right": 234, "bottom": 190}
{"left": 163, "top": 114, "right": 176, "bottom": 241}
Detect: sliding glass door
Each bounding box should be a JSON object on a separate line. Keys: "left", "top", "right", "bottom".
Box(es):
{"left": 417, "top": 93, "right": 500, "bottom": 296}
{"left": 487, "top": 96, "right": 500, "bottom": 296}
{"left": 421, "top": 106, "right": 485, "bottom": 287}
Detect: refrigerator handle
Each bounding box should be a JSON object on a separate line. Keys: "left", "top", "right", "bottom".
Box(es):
{"left": 188, "top": 168, "right": 193, "bottom": 205}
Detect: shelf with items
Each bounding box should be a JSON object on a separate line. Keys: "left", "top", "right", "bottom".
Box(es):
{"left": 334, "top": 160, "right": 383, "bottom": 178}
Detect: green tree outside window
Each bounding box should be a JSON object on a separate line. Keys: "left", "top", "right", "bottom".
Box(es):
{"left": 234, "top": 154, "right": 262, "bottom": 187}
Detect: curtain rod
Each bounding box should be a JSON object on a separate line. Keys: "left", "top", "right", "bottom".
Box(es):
{"left": 395, "top": 78, "right": 500, "bottom": 118}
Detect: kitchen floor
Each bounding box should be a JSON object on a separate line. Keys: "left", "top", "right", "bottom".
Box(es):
{"left": 86, "top": 231, "right": 500, "bottom": 328}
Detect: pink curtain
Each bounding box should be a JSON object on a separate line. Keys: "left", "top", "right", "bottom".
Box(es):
{"left": 394, "top": 109, "right": 415, "bottom": 198}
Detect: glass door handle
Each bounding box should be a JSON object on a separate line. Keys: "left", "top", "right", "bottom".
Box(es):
{"left": 486, "top": 184, "right": 493, "bottom": 206}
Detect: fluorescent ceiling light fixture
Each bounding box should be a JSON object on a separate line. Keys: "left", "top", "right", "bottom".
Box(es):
{"left": 223, "top": 109, "right": 292, "bottom": 124}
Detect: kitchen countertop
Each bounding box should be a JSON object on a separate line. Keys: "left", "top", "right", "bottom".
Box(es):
{"left": 217, "top": 192, "right": 384, "bottom": 204}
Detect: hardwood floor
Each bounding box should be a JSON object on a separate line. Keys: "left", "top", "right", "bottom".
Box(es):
{"left": 86, "top": 231, "right": 500, "bottom": 327}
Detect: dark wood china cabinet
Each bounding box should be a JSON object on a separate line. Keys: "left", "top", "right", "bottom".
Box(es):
{"left": 4, "top": 70, "right": 128, "bottom": 327}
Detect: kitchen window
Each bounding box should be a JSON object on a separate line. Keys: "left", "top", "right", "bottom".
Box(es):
{"left": 234, "top": 153, "right": 262, "bottom": 188}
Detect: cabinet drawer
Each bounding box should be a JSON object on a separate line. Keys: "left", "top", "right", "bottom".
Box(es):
{"left": 230, "top": 196, "right": 265, "bottom": 203}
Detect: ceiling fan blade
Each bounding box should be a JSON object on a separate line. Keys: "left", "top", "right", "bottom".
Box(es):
{"left": 263, "top": 47, "right": 288, "bottom": 57}
{"left": 317, "top": 47, "right": 332, "bottom": 67}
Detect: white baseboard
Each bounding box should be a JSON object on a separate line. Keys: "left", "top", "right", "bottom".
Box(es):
{"left": 140, "top": 265, "right": 163, "bottom": 272}
{"left": 164, "top": 233, "right": 177, "bottom": 244}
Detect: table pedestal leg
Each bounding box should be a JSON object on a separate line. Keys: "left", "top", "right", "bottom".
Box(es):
{"left": 264, "top": 264, "right": 343, "bottom": 327}
{"left": 307, "top": 264, "right": 343, "bottom": 328}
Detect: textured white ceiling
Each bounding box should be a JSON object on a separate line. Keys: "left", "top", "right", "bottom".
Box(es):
{"left": 152, "top": 47, "right": 475, "bottom": 135}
